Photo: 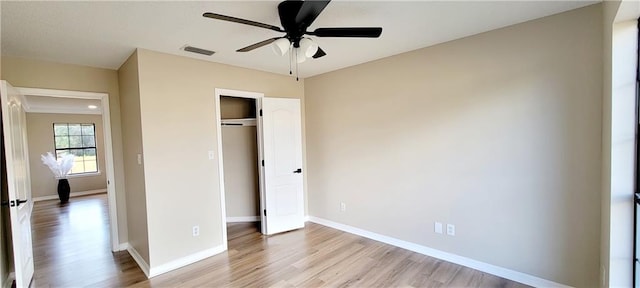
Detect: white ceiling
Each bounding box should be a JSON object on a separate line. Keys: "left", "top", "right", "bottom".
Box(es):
{"left": 1, "top": 1, "right": 598, "bottom": 78}
{"left": 23, "top": 95, "right": 102, "bottom": 115}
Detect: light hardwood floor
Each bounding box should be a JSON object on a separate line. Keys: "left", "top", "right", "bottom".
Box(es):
{"left": 31, "top": 194, "right": 530, "bottom": 287}
{"left": 31, "top": 194, "right": 146, "bottom": 287}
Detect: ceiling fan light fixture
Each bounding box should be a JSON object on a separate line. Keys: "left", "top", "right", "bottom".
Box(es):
{"left": 299, "top": 38, "right": 319, "bottom": 58}
{"left": 203, "top": 0, "right": 383, "bottom": 80}
{"left": 272, "top": 38, "right": 290, "bottom": 56}
{"left": 296, "top": 48, "right": 307, "bottom": 63}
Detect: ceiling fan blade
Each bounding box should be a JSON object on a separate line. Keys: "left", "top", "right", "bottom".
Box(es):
{"left": 237, "top": 37, "right": 283, "bottom": 52}
{"left": 309, "top": 27, "right": 383, "bottom": 38}
{"left": 278, "top": 0, "right": 330, "bottom": 33}
{"left": 278, "top": 1, "right": 303, "bottom": 32}
{"left": 312, "top": 47, "right": 326, "bottom": 59}
{"left": 295, "top": 0, "right": 331, "bottom": 29}
{"left": 203, "top": 12, "right": 284, "bottom": 33}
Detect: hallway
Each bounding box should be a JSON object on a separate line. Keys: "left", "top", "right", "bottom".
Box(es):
{"left": 30, "top": 194, "right": 145, "bottom": 287}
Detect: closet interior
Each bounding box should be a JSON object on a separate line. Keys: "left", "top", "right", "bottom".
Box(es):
{"left": 220, "top": 96, "right": 260, "bottom": 223}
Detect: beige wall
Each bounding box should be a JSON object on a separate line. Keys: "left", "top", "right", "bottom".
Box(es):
{"left": 305, "top": 5, "right": 602, "bottom": 287}
{"left": 26, "top": 113, "right": 107, "bottom": 198}
{"left": 135, "top": 49, "right": 304, "bottom": 268}
{"left": 222, "top": 127, "right": 259, "bottom": 218}
{"left": 118, "top": 51, "right": 150, "bottom": 264}
{"left": 1, "top": 56, "right": 128, "bottom": 245}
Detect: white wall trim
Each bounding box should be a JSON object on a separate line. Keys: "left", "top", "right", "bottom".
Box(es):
{"left": 226, "top": 216, "right": 260, "bottom": 223}
{"left": 4, "top": 272, "right": 15, "bottom": 288}
{"left": 17, "top": 88, "right": 106, "bottom": 100}
{"left": 307, "top": 216, "right": 571, "bottom": 288}
{"left": 23, "top": 107, "right": 102, "bottom": 115}
{"left": 148, "top": 245, "right": 226, "bottom": 278}
{"left": 117, "top": 243, "right": 129, "bottom": 252}
{"left": 32, "top": 189, "right": 107, "bottom": 202}
{"left": 126, "top": 243, "right": 150, "bottom": 278}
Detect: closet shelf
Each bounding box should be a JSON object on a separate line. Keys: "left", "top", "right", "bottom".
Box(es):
{"left": 221, "top": 118, "right": 257, "bottom": 127}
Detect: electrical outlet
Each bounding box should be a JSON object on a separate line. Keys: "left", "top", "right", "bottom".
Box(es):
{"left": 137, "top": 154, "right": 142, "bottom": 165}
{"left": 446, "top": 224, "right": 455, "bottom": 236}
{"left": 208, "top": 151, "right": 215, "bottom": 160}
{"left": 192, "top": 225, "right": 200, "bottom": 237}
{"left": 434, "top": 222, "right": 443, "bottom": 234}
{"left": 340, "top": 202, "right": 346, "bottom": 212}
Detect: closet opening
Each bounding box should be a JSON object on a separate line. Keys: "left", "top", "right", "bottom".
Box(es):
{"left": 219, "top": 95, "right": 262, "bottom": 238}
{"left": 215, "top": 88, "right": 304, "bottom": 242}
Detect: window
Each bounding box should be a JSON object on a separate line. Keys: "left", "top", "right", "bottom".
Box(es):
{"left": 53, "top": 123, "right": 98, "bottom": 174}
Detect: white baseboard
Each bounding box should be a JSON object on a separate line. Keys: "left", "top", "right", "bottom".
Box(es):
{"left": 117, "top": 242, "right": 129, "bottom": 252}
{"left": 226, "top": 216, "right": 259, "bottom": 223}
{"left": 33, "top": 189, "right": 107, "bottom": 202}
{"left": 307, "top": 216, "right": 571, "bottom": 288}
{"left": 149, "top": 245, "right": 226, "bottom": 278}
{"left": 125, "top": 243, "right": 150, "bottom": 278}
{"left": 4, "top": 272, "right": 14, "bottom": 288}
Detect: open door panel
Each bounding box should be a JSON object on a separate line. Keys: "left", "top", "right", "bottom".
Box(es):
{"left": 260, "top": 97, "right": 304, "bottom": 235}
{"left": 0, "top": 81, "right": 34, "bottom": 288}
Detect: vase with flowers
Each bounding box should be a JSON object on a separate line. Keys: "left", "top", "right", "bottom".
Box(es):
{"left": 41, "top": 152, "right": 74, "bottom": 203}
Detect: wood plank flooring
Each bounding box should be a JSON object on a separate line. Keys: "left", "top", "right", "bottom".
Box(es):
{"left": 31, "top": 194, "right": 146, "bottom": 287}
{"left": 31, "top": 194, "right": 530, "bottom": 287}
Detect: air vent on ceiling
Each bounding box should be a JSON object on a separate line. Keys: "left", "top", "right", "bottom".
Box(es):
{"left": 183, "top": 45, "right": 215, "bottom": 56}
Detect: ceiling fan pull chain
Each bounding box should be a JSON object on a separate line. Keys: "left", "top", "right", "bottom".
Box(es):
{"left": 289, "top": 44, "right": 293, "bottom": 75}
{"left": 296, "top": 49, "right": 300, "bottom": 81}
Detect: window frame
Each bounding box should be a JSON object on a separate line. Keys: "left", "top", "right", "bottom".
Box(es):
{"left": 52, "top": 123, "right": 99, "bottom": 175}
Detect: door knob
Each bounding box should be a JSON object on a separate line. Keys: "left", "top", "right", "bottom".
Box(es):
{"left": 1, "top": 200, "right": 21, "bottom": 207}
{"left": 293, "top": 168, "right": 302, "bottom": 174}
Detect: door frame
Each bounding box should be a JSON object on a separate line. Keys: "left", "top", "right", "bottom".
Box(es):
{"left": 15, "top": 87, "right": 120, "bottom": 251}
{"left": 214, "top": 88, "right": 265, "bottom": 247}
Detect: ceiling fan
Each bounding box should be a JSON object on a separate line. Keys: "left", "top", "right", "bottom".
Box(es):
{"left": 202, "top": 0, "right": 383, "bottom": 63}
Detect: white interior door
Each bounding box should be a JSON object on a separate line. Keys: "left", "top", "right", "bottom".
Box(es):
{"left": 260, "top": 97, "right": 304, "bottom": 235}
{"left": 0, "top": 81, "right": 34, "bottom": 288}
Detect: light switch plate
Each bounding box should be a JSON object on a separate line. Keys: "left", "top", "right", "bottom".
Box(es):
{"left": 447, "top": 224, "right": 455, "bottom": 236}
{"left": 208, "top": 151, "right": 215, "bottom": 160}
{"left": 435, "top": 222, "right": 443, "bottom": 234}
